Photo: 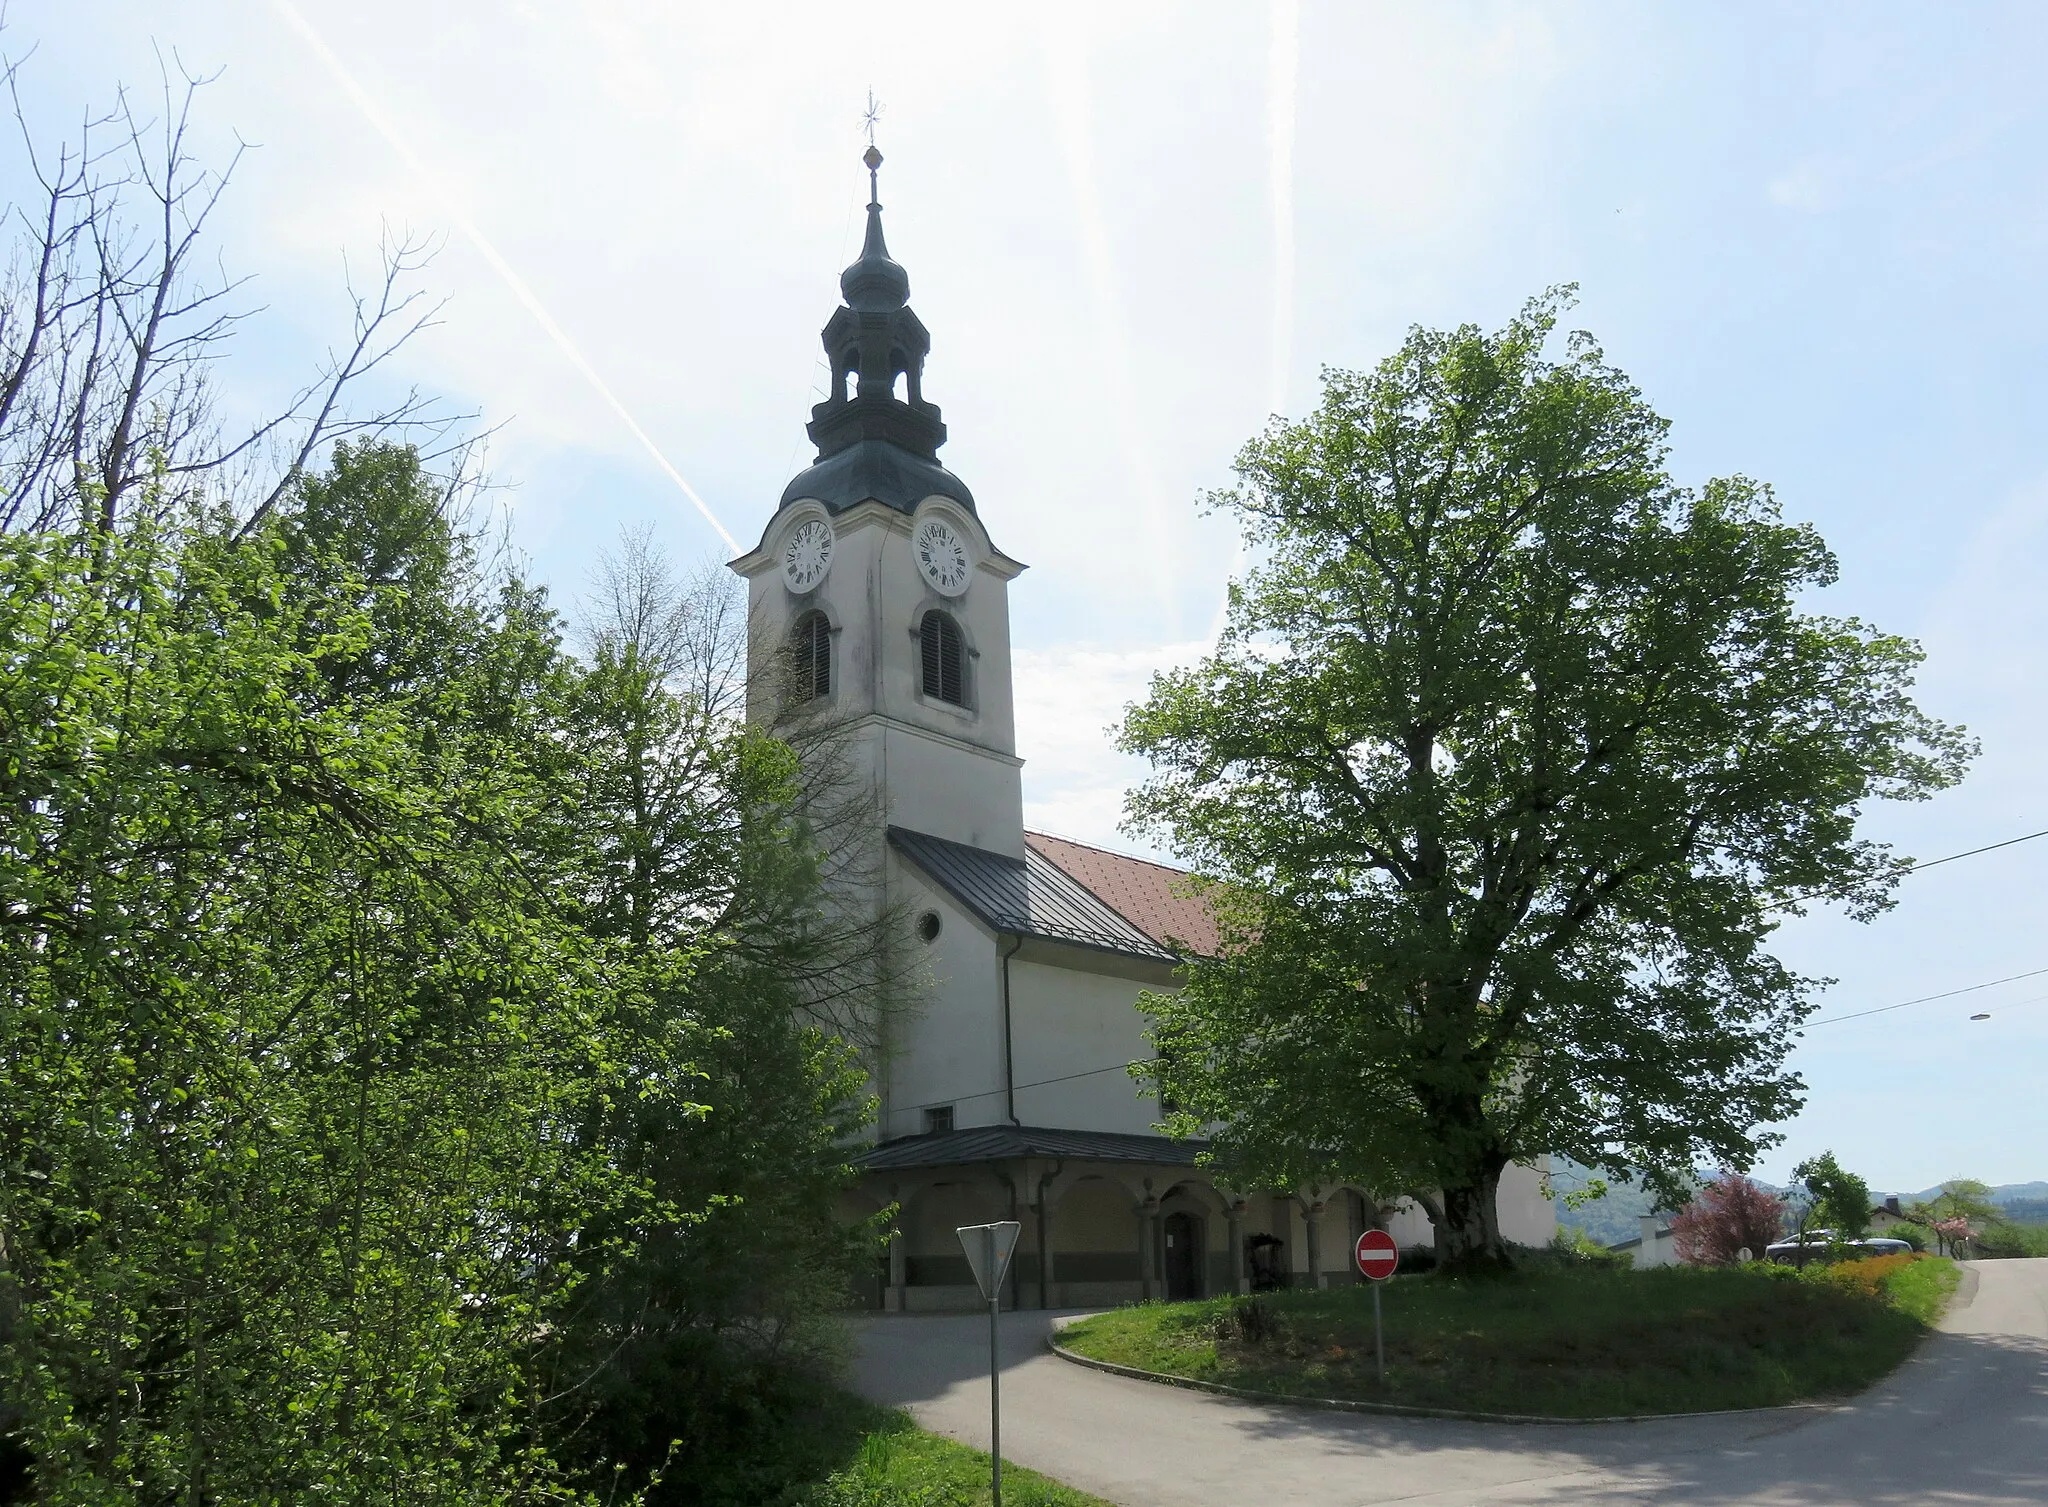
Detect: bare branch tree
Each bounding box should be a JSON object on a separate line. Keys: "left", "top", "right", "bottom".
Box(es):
{"left": 0, "top": 45, "right": 457, "bottom": 536}
{"left": 575, "top": 529, "right": 921, "bottom": 1055}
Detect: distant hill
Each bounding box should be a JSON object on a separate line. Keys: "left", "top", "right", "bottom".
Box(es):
{"left": 1889, "top": 1182, "right": 2048, "bottom": 1225}
{"left": 1551, "top": 1170, "right": 2048, "bottom": 1248}
{"left": 1548, "top": 1161, "right": 1693, "bottom": 1247}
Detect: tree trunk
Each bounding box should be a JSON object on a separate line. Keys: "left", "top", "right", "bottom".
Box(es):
{"left": 1433, "top": 1164, "right": 1511, "bottom": 1274}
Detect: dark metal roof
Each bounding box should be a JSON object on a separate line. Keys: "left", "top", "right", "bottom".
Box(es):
{"left": 856, "top": 1123, "right": 1209, "bottom": 1171}
{"left": 780, "top": 152, "right": 974, "bottom": 519}
{"left": 780, "top": 438, "right": 975, "bottom": 515}
{"left": 888, "top": 826, "right": 1175, "bottom": 961}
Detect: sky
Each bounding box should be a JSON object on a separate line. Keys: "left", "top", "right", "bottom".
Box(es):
{"left": 7, "top": 2, "right": 2044, "bottom": 1194}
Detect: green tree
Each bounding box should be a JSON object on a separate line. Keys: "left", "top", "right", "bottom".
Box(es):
{"left": 533, "top": 536, "right": 901, "bottom": 1503}
{"left": 0, "top": 511, "right": 637, "bottom": 1501}
{"left": 1791, "top": 1151, "right": 1873, "bottom": 1246}
{"left": 1120, "top": 293, "right": 1971, "bottom": 1271}
{"left": 1918, "top": 1178, "right": 2000, "bottom": 1227}
{"left": 1910, "top": 1178, "right": 2000, "bottom": 1256}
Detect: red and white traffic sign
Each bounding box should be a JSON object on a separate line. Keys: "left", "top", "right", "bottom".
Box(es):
{"left": 1354, "top": 1228, "right": 1399, "bottom": 1281}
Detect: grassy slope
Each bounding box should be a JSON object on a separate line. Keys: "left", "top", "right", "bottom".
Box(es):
{"left": 789, "top": 1405, "right": 1114, "bottom": 1507}
{"left": 1058, "top": 1257, "right": 1960, "bottom": 1420}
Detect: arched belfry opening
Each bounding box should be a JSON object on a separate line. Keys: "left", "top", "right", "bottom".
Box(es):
{"left": 919, "top": 609, "right": 965, "bottom": 706}
{"left": 790, "top": 609, "right": 831, "bottom": 702}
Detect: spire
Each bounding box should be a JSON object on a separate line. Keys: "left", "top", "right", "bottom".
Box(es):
{"left": 778, "top": 143, "right": 976, "bottom": 517}
{"left": 840, "top": 145, "right": 910, "bottom": 312}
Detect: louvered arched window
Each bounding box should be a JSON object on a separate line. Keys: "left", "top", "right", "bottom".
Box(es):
{"left": 919, "top": 609, "right": 965, "bottom": 706}
{"left": 790, "top": 609, "right": 831, "bottom": 702}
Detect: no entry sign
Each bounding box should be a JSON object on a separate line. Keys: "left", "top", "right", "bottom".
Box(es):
{"left": 1354, "top": 1227, "right": 1399, "bottom": 1281}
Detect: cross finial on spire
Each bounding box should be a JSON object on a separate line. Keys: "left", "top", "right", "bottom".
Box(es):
{"left": 861, "top": 92, "right": 884, "bottom": 206}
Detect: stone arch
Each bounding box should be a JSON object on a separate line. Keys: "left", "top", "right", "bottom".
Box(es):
{"left": 1040, "top": 1172, "right": 1146, "bottom": 1308}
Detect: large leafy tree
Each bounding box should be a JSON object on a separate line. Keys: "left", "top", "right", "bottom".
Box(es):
{"left": 0, "top": 508, "right": 631, "bottom": 1501}
{"left": 1122, "top": 293, "right": 1971, "bottom": 1271}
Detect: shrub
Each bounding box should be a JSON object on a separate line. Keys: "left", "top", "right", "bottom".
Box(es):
{"left": 1805, "top": 1251, "right": 1918, "bottom": 1300}
{"left": 1670, "top": 1174, "right": 1789, "bottom": 1264}
{"left": 1397, "top": 1243, "right": 1439, "bottom": 1274}
{"left": 1519, "top": 1228, "right": 1630, "bottom": 1272}
{"left": 1214, "top": 1295, "right": 1284, "bottom": 1347}
{"left": 1974, "top": 1221, "right": 2048, "bottom": 1259}
{"left": 1878, "top": 1221, "right": 1929, "bottom": 1251}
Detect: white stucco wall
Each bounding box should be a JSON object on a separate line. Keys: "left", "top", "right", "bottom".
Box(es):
{"left": 1498, "top": 1159, "right": 1558, "bottom": 1247}
{"left": 879, "top": 861, "right": 1006, "bottom": 1141}
{"left": 1007, "top": 953, "right": 1169, "bottom": 1135}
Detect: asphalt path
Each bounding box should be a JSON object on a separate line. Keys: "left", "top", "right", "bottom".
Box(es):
{"left": 851, "top": 1258, "right": 2048, "bottom": 1506}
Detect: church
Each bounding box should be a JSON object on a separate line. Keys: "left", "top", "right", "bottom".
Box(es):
{"left": 729, "top": 149, "right": 1555, "bottom": 1312}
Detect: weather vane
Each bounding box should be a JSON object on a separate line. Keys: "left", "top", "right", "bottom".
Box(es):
{"left": 862, "top": 91, "right": 884, "bottom": 150}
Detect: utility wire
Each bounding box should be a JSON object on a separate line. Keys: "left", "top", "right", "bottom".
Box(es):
{"left": 1806, "top": 967, "right": 2048, "bottom": 1027}
{"left": 1904, "top": 827, "right": 2048, "bottom": 872}
{"left": 897, "top": 825, "right": 2048, "bottom": 1116}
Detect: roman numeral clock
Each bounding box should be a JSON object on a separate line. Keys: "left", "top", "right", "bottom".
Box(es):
{"left": 781, "top": 516, "right": 834, "bottom": 592}
{"left": 913, "top": 516, "right": 972, "bottom": 596}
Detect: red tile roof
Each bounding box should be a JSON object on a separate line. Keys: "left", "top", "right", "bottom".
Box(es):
{"left": 1023, "top": 831, "right": 1223, "bottom": 958}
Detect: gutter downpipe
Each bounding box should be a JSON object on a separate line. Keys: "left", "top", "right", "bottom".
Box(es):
{"left": 1000, "top": 933, "right": 1024, "bottom": 1126}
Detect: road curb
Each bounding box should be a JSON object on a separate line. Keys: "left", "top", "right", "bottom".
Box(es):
{"left": 1043, "top": 1335, "right": 1841, "bottom": 1427}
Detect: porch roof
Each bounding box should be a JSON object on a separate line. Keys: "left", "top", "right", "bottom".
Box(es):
{"left": 855, "top": 1123, "right": 1209, "bottom": 1171}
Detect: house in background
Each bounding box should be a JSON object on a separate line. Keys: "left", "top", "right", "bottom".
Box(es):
{"left": 1610, "top": 1215, "right": 1679, "bottom": 1268}
{"left": 729, "top": 152, "right": 1555, "bottom": 1312}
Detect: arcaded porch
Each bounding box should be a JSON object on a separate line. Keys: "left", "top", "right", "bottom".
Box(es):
{"left": 847, "top": 1124, "right": 1434, "bottom": 1312}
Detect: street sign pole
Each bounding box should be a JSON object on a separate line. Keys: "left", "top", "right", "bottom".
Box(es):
{"left": 957, "top": 1221, "right": 1022, "bottom": 1507}
{"left": 989, "top": 1275, "right": 1002, "bottom": 1507}
{"left": 1373, "top": 1280, "right": 1384, "bottom": 1386}
{"left": 1354, "top": 1227, "right": 1399, "bottom": 1389}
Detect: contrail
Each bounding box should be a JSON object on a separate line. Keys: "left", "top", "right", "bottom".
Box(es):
{"left": 1038, "top": 8, "right": 1179, "bottom": 634}
{"left": 1268, "top": 0, "right": 1298, "bottom": 420}
{"left": 1209, "top": 0, "right": 1299, "bottom": 648}
{"left": 269, "top": 1, "right": 740, "bottom": 553}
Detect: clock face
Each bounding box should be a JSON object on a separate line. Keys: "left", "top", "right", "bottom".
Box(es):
{"left": 913, "top": 517, "right": 972, "bottom": 597}
{"left": 781, "top": 517, "right": 834, "bottom": 593}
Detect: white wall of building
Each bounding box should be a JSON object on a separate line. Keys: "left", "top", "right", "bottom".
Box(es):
{"left": 1008, "top": 952, "right": 1170, "bottom": 1135}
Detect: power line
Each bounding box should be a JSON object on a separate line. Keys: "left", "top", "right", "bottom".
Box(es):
{"left": 1905, "top": 827, "right": 2048, "bottom": 873}
{"left": 900, "top": 827, "right": 2048, "bottom": 1115}
{"left": 1806, "top": 966, "right": 2048, "bottom": 1028}
{"left": 899, "top": 1056, "right": 1151, "bottom": 1117}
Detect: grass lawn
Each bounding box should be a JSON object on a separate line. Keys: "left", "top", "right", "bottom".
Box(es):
{"left": 787, "top": 1404, "right": 1114, "bottom": 1507}
{"left": 1057, "top": 1255, "right": 1960, "bottom": 1420}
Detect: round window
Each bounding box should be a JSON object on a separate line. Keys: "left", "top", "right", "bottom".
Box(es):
{"left": 916, "top": 910, "right": 942, "bottom": 943}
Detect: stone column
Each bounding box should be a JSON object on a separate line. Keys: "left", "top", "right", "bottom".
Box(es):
{"left": 1226, "top": 1201, "right": 1247, "bottom": 1294}
{"left": 1138, "top": 1198, "right": 1160, "bottom": 1300}
{"left": 1305, "top": 1200, "right": 1326, "bottom": 1290}
{"left": 1037, "top": 1184, "right": 1055, "bottom": 1310}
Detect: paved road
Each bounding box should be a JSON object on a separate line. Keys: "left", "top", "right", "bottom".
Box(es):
{"left": 851, "top": 1258, "right": 2048, "bottom": 1506}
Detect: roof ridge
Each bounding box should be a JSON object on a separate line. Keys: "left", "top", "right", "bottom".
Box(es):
{"left": 1025, "top": 827, "right": 1192, "bottom": 878}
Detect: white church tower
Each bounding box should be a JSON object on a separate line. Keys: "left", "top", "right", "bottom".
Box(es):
{"left": 730, "top": 149, "right": 1555, "bottom": 1311}
{"left": 730, "top": 144, "right": 1027, "bottom": 861}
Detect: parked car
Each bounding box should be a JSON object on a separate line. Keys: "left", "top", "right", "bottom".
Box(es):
{"left": 1763, "top": 1233, "right": 1914, "bottom": 1264}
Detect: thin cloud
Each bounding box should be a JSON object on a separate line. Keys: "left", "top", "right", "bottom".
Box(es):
{"left": 270, "top": 0, "right": 739, "bottom": 552}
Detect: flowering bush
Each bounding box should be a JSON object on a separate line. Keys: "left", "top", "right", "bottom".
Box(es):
{"left": 1671, "top": 1174, "right": 1790, "bottom": 1264}
{"left": 1810, "top": 1251, "right": 1919, "bottom": 1299}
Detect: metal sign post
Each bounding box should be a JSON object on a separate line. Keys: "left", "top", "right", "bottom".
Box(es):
{"left": 957, "top": 1221, "right": 1022, "bottom": 1507}
{"left": 1354, "top": 1228, "right": 1399, "bottom": 1387}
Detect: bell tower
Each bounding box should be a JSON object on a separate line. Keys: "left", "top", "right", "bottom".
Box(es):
{"left": 730, "top": 148, "right": 1026, "bottom": 857}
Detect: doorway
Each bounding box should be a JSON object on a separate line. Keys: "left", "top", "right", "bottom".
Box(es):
{"left": 1162, "top": 1211, "right": 1204, "bottom": 1300}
